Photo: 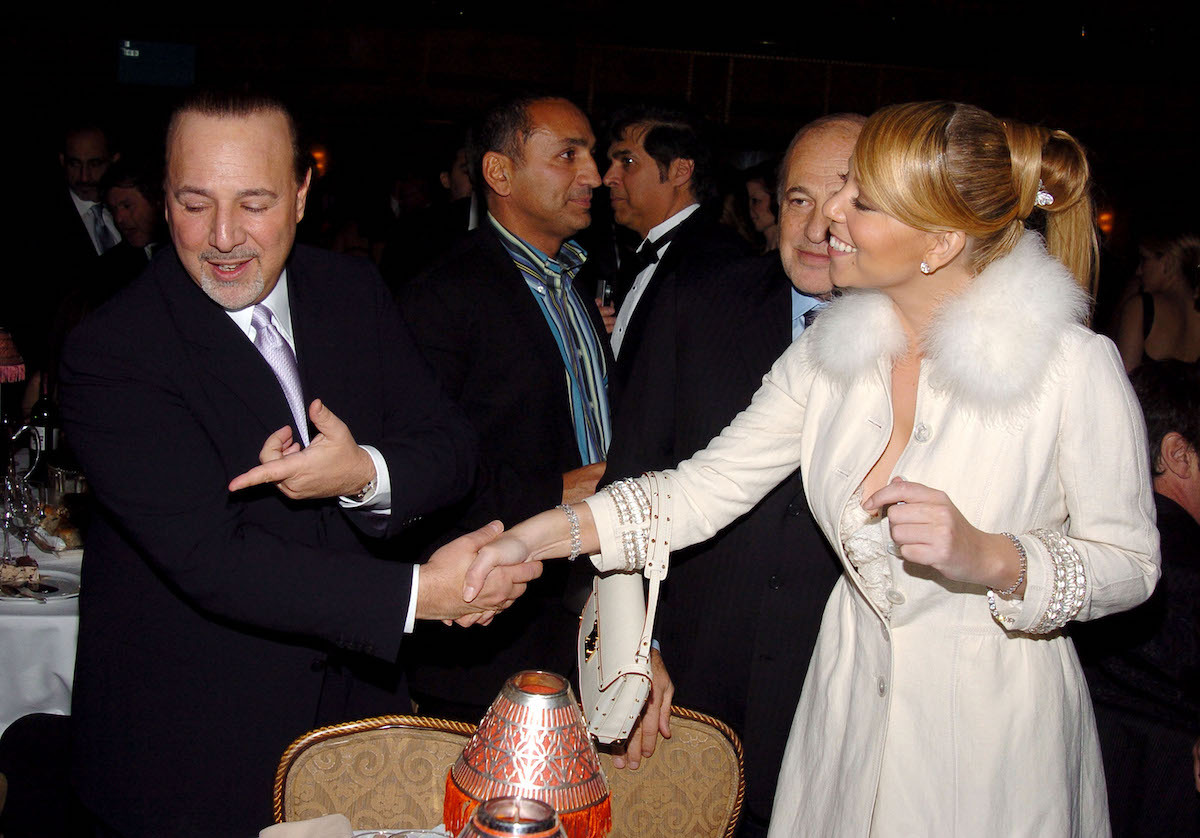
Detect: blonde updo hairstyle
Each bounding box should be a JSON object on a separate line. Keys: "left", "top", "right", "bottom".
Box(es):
{"left": 851, "top": 101, "right": 1098, "bottom": 294}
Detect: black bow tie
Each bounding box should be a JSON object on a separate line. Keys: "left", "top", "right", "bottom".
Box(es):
{"left": 627, "top": 226, "right": 680, "bottom": 274}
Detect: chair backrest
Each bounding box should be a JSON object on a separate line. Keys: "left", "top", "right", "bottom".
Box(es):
{"left": 274, "top": 706, "right": 744, "bottom": 837}
{"left": 598, "top": 706, "right": 745, "bottom": 838}
{"left": 273, "top": 714, "right": 476, "bottom": 830}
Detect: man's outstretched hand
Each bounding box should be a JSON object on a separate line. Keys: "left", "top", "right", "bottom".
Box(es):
{"left": 419, "top": 521, "right": 545, "bottom": 626}
{"left": 228, "top": 399, "right": 375, "bottom": 499}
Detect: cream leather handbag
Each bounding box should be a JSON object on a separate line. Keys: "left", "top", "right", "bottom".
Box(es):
{"left": 577, "top": 473, "right": 672, "bottom": 744}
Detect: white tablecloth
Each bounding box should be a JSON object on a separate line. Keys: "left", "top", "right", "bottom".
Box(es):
{"left": 0, "top": 543, "right": 82, "bottom": 735}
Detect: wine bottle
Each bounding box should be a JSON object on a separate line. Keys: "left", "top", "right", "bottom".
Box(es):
{"left": 28, "top": 375, "right": 60, "bottom": 483}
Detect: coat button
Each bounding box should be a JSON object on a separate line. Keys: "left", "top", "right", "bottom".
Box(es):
{"left": 310, "top": 658, "right": 327, "bottom": 672}
{"left": 913, "top": 423, "right": 931, "bottom": 443}
{"left": 877, "top": 676, "right": 887, "bottom": 697}
{"left": 768, "top": 575, "right": 782, "bottom": 590}
{"left": 885, "top": 588, "right": 906, "bottom": 605}
{"left": 786, "top": 500, "right": 805, "bottom": 516}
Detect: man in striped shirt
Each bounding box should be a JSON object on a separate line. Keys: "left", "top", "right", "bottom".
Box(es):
{"left": 399, "top": 94, "right": 613, "bottom": 720}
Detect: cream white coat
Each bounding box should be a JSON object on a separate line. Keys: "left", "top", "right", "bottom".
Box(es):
{"left": 586, "top": 233, "right": 1160, "bottom": 837}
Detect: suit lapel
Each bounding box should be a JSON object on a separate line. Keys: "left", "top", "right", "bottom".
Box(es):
{"left": 481, "top": 228, "right": 576, "bottom": 372}
{"left": 159, "top": 250, "right": 302, "bottom": 441}
{"left": 732, "top": 257, "right": 794, "bottom": 381}
{"left": 617, "top": 211, "right": 702, "bottom": 371}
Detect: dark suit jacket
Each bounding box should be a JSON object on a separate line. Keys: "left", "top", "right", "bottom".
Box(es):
{"left": 604, "top": 254, "right": 841, "bottom": 826}
{"left": 607, "top": 205, "right": 750, "bottom": 422}
{"left": 59, "top": 245, "right": 477, "bottom": 837}
{"left": 9, "top": 188, "right": 104, "bottom": 374}
{"left": 398, "top": 224, "right": 613, "bottom": 710}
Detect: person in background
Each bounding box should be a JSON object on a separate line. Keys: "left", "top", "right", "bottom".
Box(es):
{"left": 398, "top": 93, "right": 612, "bottom": 727}
{"left": 100, "top": 158, "right": 166, "bottom": 275}
{"left": 1073, "top": 358, "right": 1200, "bottom": 837}
{"left": 40, "top": 158, "right": 168, "bottom": 401}
{"left": 601, "top": 114, "right": 860, "bottom": 833}
{"left": 603, "top": 104, "right": 747, "bottom": 368}
{"left": 1114, "top": 232, "right": 1200, "bottom": 371}
{"left": 744, "top": 157, "right": 780, "bottom": 252}
{"left": 15, "top": 123, "right": 123, "bottom": 415}
{"left": 380, "top": 140, "right": 478, "bottom": 293}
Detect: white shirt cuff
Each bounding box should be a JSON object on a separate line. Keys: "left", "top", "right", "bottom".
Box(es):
{"left": 405, "top": 565, "right": 419, "bottom": 633}
{"left": 339, "top": 445, "right": 392, "bottom": 513}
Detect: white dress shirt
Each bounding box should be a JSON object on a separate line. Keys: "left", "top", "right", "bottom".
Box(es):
{"left": 68, "top": 188, "right": 121, "bottom": 254}
{"left": 611, "top": 202, "right": 700, "bottom": 358}
{"left": 226, "top": 272, "right": 420, "bottom": 631}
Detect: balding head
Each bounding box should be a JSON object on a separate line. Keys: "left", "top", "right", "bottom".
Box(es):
{"left": 777, "top": 114, "right": 865, "bottom": 297}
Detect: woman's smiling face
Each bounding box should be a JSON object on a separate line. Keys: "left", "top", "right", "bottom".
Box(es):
{"left": 822, "top": 170, "right": 939, "bottom": 292}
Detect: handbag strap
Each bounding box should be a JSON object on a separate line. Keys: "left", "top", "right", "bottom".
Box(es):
{"left": 637, "top": 472, "right": 673, "bottom": 663}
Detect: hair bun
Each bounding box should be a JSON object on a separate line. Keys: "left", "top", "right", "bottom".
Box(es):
{"left": 1036, "top": 130, "right": 1090, "bottom": 215}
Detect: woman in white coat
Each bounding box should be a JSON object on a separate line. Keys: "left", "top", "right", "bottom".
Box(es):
{"left": 460, "top": 101, "right": 1160, "bottom": 836}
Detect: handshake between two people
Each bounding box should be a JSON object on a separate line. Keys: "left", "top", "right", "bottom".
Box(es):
{"left": 418, "top": 521, "right": 545, "bottom": 627}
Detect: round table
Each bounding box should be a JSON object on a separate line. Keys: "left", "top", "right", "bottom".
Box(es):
{"left": 0, "top": 543, "right": 82, "bottom": 735}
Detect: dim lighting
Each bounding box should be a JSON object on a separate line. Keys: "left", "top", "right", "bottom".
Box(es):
{"left": 1097, "top": 210, "right": 1113, "bottom": 235}
{"left": 309, "top": 145, "right": 329, "bottom": 178}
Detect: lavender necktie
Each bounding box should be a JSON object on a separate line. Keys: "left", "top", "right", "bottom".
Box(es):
{"left": 251, "top": 304, "right": 309, "bottom": 446}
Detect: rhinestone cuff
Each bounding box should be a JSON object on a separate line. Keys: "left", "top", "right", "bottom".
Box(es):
{"left": 1029, "top": 528, "right": 1086, "bottom": 633}
{"left": 604, "top": 478, "right": 652, "bottom": 571}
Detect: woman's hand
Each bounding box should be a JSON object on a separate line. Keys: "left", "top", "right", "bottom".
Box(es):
{"left": 462, "top": 532, "right": 536, "bottom": 602}
{"left": 862, "top": 477, "right": 1025, "bottom": 594}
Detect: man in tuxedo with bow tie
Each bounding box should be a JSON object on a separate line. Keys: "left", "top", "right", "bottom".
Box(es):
{"left": 604, "top": 114, "right": 864, "bottom": 836}
{"left": 59, "top": 90, "right": 539, "bottom": 838}
{"left": 602, "top": 106, "right": 748, "bottom": 400}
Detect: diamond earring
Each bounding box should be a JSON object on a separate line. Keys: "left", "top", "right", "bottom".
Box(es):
{"left": 920, "top": 261, "right": 932, "bottom": 274}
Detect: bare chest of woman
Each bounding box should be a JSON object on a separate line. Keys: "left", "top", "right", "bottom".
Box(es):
{"left": 861, "top": 354, "right": 921, "bottom": 498}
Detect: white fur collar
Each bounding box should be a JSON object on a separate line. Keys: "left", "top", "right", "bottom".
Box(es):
{"left": 803, "top": 231, "right": 1091, "bottom": 417}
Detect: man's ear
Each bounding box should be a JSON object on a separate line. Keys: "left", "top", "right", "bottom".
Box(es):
{"left": 1160, "top": 431, "right": 1198, "bottom": 479}
{"left": 668, "top": 157, "right": 695, "bottom": 189}
{"left": 482, "top": 151, "right": 514, "bottom": 198}
{"left": 295, "top": 168, "right": 312, "bottom": 223}
{"left": 439, "top": 171, "right": 451, "bottom": 191}
{"left": 922, "top": 230, "right": 967, "bottom": 273}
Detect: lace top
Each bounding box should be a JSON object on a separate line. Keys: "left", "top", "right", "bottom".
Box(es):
{"left": 839, "top": 486, "right": 895, "bottom": 617}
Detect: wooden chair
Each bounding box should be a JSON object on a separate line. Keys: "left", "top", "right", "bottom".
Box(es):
{"left": 273, "top": 714, "right": 475, "bottom": 831}
{"left": 599, "top": 706, "right": 745, "bottom": 838}
{"left": 274, "top": 705, "right": 744, "bottom": 837}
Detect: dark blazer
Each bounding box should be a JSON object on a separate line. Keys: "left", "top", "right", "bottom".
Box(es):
{"left": 9, "top": 188, "right": 105, "bottom": 373}
{"left": 398, "top": 224, "right": 613, "bottom": 711}
{"left": 59, "top": 245, "right": 477, "bottom": 837}
{"left": 604, "top": 254, "right": 841, "bottom": 828}
{"left": 608, "top": 205, "right": 750, "bottom": 422}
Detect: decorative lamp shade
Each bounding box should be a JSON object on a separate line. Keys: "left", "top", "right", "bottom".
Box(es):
{"left": 0, "top": 329, "right": 24, "bottom": 384}
{"left": 454, "top": 796, "right": 568, "bottom": 838}
{"left": 445, "top": 671, "right": 611, "bottom": 838}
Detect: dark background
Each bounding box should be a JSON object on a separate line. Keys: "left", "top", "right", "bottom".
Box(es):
{"left": 4, "top": 2, "right": 1195, "bottom": 326}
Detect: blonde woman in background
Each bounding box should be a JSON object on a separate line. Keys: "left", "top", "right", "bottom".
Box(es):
{"left": 460, "top": 102, "right": 1160, "bottom": 836}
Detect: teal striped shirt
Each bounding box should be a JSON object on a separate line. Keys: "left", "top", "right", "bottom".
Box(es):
{"left": 489, "top": 214, "right": 611, "bottom": 463}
